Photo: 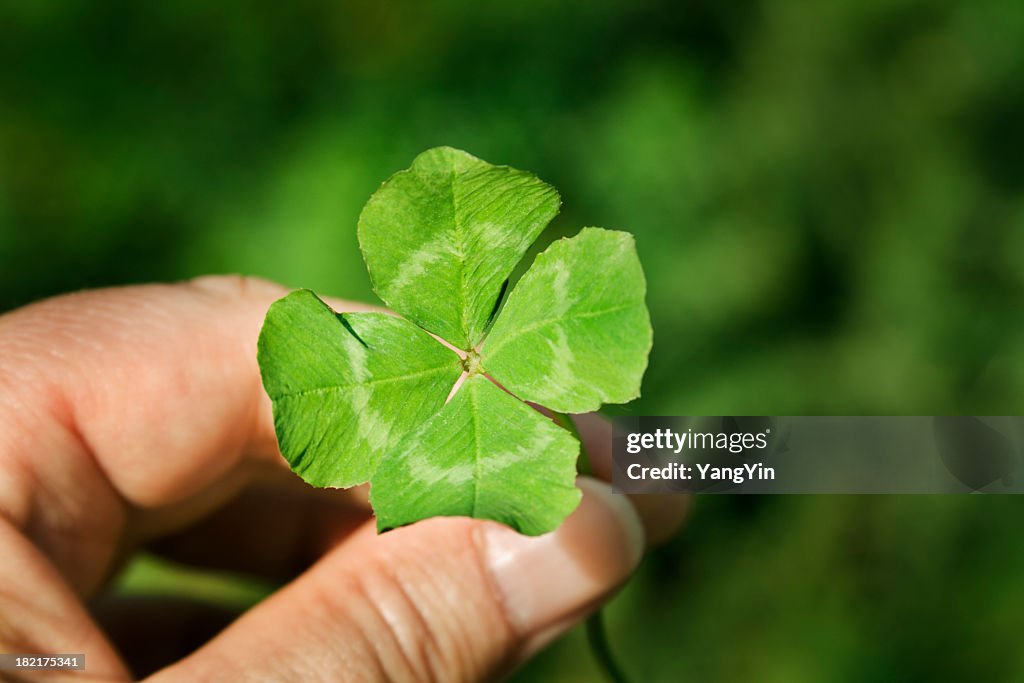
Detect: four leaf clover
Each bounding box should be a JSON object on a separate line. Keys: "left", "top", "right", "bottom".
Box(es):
{"left": 257, "top": 147, "right": 651, "bottom": 535}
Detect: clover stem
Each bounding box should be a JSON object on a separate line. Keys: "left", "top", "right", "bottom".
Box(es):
{"left": 586, "top": 610, "right": 630, "bottom": 683}
{"left": 551, "top": 411, "right": 631, "bottom": 683}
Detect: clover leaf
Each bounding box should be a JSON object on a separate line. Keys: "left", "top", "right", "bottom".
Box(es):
{"left": 257, "top": 147, "right": 651, "bottom": 535}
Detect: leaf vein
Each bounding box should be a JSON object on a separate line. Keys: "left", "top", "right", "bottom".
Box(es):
{"left": 273, "top": 365, "right": 457, "bottom": 400}
{"left": 471, "top": 381, "right": 481, "bottom": 518}
{"left": 450, "top": 165, "right": 472, "bottom": 346}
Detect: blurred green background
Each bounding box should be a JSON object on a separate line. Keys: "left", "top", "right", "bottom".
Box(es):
{"left": 3, "top": 0, "right": 1024, "bottom": 680}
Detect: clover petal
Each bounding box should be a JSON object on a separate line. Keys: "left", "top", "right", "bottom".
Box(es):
{"left": 483, "top": 228, "right": 652, "bottom": 413}
{"left": 369, "top": 374, "right": 582, "bottom": 536}
{"left": 357, "top": 147, "right": 560, "bottom": 349}
{"left": 258, "top": 289, "right": 463, "bottom": 488}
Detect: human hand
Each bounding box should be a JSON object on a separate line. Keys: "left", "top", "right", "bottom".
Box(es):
{"left": 0, "top": 276, "right": 687, "bottom": 682}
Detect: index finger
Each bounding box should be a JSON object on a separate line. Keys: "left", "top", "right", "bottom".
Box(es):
{"left": 1, "top": 276, "right": 358, "bottom": 508}
{"left": 0, "top": 276, "right": 373, "bottom": 594}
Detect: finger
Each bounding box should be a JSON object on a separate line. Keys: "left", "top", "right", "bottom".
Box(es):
{"left": 0, "top": 518, "right": 130, "bottom": 681}
{"left": 147, "top": 478, "right": 643, "bottom": 683}
{"left": 0, "top": 276, "right": 372, "bottom": 594}
{"left": 573, "top": 413, "right": 691, "bottom": 547}
{"left": 1, "top": 275, "right": 366, "bottom": 508}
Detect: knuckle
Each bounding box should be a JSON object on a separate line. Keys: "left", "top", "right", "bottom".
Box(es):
{"left": 322, "top": 522, "right": 518, "bottom": 682}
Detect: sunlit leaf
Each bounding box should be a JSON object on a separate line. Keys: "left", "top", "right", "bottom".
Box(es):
{"left": 357, "top": 146, "right": 560, "bottom": 348}
{"left": 258, "top": 289, "right": 462, "bottom": 487}
{"left": 484, "top": 228, "right": 651, "bottom": 413}
{"left": 370, "top": 374, "right": 581, "bottom": 536}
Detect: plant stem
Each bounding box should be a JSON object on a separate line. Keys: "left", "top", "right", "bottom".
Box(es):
{"left": 551, "top": 411, "right": 632, "bottom": 683}
{"left": 586, "top": 609, "right": 630, "bottom": 683}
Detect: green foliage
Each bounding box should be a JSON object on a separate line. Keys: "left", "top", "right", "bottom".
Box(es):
{"left": 258, "top": 148, "right": 651, "bottom": 535}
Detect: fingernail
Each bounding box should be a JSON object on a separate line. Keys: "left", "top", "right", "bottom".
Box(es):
{"left": 479, "top": 477, "right": 644, "bottom": 634}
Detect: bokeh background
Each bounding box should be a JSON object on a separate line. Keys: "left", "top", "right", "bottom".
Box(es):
{"left": 3, "top": 0, "right": 1024, "bottom": 680}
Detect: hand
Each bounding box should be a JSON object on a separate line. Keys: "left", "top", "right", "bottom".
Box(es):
{"left": 0, "top": 276, "right": 687, "bottom": 682}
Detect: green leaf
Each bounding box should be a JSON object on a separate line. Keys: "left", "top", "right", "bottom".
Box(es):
{"left": 357, "top": 146, "right": 560, "bottom": 349}
{"left": 369, "top": 374, "right": 582, "bottom": 536}
{"left": 257, "top": 289, "right": 463, "bottom": 488}
{"left": 483, "top": 228, "right": 652, "bottom": 413}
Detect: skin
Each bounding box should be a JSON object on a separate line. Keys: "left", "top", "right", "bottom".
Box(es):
{"left": 0, "top": 275, "right": 688, "bottom": 682}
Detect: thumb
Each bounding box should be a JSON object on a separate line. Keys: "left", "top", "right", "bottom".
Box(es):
{"left": 147, "top": 477, "right": 643, "bottom": 683}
